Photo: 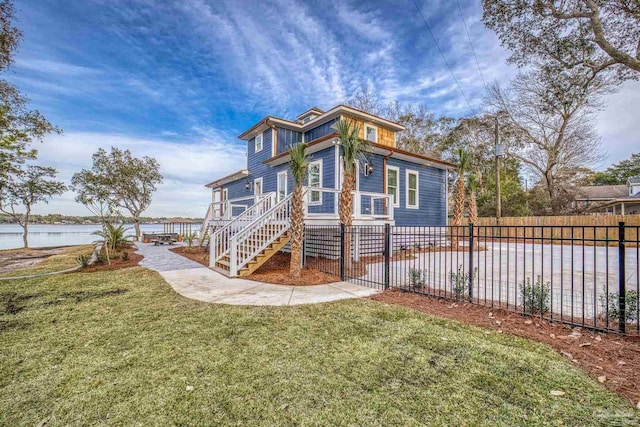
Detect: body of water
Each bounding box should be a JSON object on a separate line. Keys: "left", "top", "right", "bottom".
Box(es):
{"left": 0, "top": 224, "right": 167, "bottom": 250}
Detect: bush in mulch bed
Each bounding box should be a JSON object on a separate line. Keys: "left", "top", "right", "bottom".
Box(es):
{"left": 80, "top": 244, "right": 143, "bottom": 272}
{"left": 370, "top": 289, "right": 640, "bottom": 408}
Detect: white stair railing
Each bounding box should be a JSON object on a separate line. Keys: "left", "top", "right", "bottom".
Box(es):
{"left": 210, "top": 192, "right": 276, "bottom": 266}
{"left": 228, "top": 193, "right": 293, "bottom": 276}
{"left": 200, "top": 203, "right": 216, "bottom": 240}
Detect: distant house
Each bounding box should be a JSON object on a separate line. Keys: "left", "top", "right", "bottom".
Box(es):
{"left": 202, "top": 104, "right": 454, "bottom": 276}
{"left": 575, "top": 177, "right": 640, "bottom": 214}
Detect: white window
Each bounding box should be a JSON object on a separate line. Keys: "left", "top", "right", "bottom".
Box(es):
{"left": 308, "top": 160, "right": 322, "bottom": 205}
{"left": 364, "top": 124, "right": 378, "bottom": 143}
{"left": 255, "top": 132, "right": 264, "bottom": 153}
{"left": 406, "top": 170, "right": 419, "bottom": 209}
{"left": 386, "top": 166, "right": 399, "bottom": 207}
{"left": 253, "top": 177, "right": 263, "bottom": 196}
{"left": 277, "top": 171, "right": 287, "bottom": 202}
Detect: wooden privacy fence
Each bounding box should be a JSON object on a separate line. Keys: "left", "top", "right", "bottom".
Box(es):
{"left": 452, "top": 214, "right": 640, "bottom": 242}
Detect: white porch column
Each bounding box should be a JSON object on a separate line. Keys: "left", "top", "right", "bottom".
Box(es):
{"left": 621, "top": 202, "right": 625, "bottom": 215}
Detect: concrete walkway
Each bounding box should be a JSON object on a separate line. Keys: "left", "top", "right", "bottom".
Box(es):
{"left": 135, "top": 243, "right": 379, "bottom": 306}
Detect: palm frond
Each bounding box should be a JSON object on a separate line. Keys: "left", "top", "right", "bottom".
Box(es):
{"left": 332, "top": 119, "right": 371, "bottom": 174}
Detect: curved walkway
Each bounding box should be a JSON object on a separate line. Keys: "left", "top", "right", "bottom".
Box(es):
{"left": 135, "top": 243, "right": 379, "bottom": 306}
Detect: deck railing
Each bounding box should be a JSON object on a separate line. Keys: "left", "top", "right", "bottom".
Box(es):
{"left": 303, "top": 187, "right": 394, "bottom": 221}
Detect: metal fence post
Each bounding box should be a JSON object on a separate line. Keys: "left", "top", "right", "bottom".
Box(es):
{"left": 618, "top": 221, "right": 626, "bottom": 334}
{"left": 302, "top": 226, "right": 306, "bottom": 268}
{"left": 468, "top": 223, "right": 474, "bottom": 302}
{"left": 340, "top": 223, "right": 345, "bottom": 281}
{"left": 384, "top": 223, "right": 391, "bottom": 289}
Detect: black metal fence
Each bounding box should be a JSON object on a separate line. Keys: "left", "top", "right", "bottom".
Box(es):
{"left": 303, "top": 223, "right": 640, "bottom": 335}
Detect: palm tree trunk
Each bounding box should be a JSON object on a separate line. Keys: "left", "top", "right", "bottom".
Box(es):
{"left": 340, "top": 170, "right": 354, "bottom": 267}
{"left": 289, "top": 185, "right": 304, "bottom": 278}
{"left": 451, "top": 177, "right": 466, "bottom": 247}
{"left": 468, "top": 190, "right": 478, "bottom": 225}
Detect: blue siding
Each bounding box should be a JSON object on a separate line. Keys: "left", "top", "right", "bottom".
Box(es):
{"left": 306, "top": 146, "right": 337, "bottom": 215}
{"left": 304, "top": 118, "right": 338, "bottom": 142}
{"left": 387, "top": 157, "right": 446, "bottom": 226}
{"left": 356, "top": 154, "right": 446, "bottom": 226}
{"left": 276, "top": 127, "right": 303, "bottom": 156}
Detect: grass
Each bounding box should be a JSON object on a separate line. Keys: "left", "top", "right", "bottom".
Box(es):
{"left": 0, "top": 245, "right": 94, "bottom": 278}
{"left": 0, "top": 268, "right": 638, "bottom": 426}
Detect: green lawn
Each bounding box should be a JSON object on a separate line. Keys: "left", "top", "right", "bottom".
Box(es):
{"left": 0, "top": 244, "right": 94, "bottom": 278}
{"left": 1, "top": 267, "right": 638, "bottom": 426}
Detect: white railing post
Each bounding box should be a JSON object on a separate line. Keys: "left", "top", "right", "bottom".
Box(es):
{"left": 353, "top": 191, "right": 361, "bottom": 219}
{"left": 229, "top": 238, "right": 238, "bottom": 277}
{"left": 388, "top": 196, "right": 394, "bottom": 220}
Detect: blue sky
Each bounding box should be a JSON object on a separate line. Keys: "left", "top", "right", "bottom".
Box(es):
{"left": 8, "top": 0, "right": 640, "bottom": 216}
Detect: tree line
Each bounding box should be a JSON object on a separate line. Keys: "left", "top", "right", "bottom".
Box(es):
{"left": 0, "top": 1, "right": 162, "bottom": 248}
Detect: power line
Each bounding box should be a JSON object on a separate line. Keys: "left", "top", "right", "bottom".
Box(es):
{"left": 455, "top": 0, "right": 487, "bottom": 88}
{"left": 412, "top": 0, "right": 474, "bottom": 114}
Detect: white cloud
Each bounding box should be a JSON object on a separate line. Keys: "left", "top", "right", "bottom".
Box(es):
{"left": 30, "top": 132, "right": 246, "bottom": 218}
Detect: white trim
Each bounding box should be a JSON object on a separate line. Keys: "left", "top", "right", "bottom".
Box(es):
{"left": 308, "top": 159, "right": 323, "bottom": 205}
{"left": 253, "top": 177, "right": 263, "bottom": 195}
{"left": 334, "top": 143, "right": 339, "bottom": 190}
{"left": 406, "top": 169, "right": 419, "bottom": 209}
{"left": 364, "top": 123, "right": 378, "bottom": 143}
{"left": 255, "top": 132, "right": 264, "bottom": 153}
{"left": 277, "top": 170, "right": 288, "bottom": 202}
{"left": 386, "top": 165, "right": 400, "bottom": 208}
{"left": 222, "top": 188, "right": 228, "bottom": 201}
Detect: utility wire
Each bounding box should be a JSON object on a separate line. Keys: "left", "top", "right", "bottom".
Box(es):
{"left": 456, "top": 0, "right": 487, "bottom": 88}
{"left": 412, "top": 0, "right": 474, "bottom": 114}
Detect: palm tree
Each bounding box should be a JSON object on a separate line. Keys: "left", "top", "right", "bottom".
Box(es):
{"left": 288, "top": 142, "right": 309, "bottom": 278}
{"left": 332, "top": 119, "right": 371, "bottom": 263}
{"left": 467, "top": 174, "right": 479, "bottom": 226}
{"left": 452, "top": 148, "right": 470, "bottom": 247}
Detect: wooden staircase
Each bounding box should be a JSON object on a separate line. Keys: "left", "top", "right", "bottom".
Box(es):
{"left": 214, "top": 233, "right": 290, "bottom": 277}
{"left": 211, "top": 193, "right": 292, "bottom": 277}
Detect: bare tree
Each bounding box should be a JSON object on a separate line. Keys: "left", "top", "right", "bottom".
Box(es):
{"left": 486, "top": 69, "right": 606, "bottom": 214}
{"left": 345, "top": 81, "right": 382, "bottom": 116}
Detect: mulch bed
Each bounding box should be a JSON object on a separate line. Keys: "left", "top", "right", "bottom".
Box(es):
{"left": 248, "top": 252, "right": 340, "bottom": 286}
{"left": 370, "top": 289, "right": 640, "bottom": 407}
{"left": 169, "top": 246, "right": 209, "bottom": 266}
{"left": 81, "top": 246, "right": 143, "bottom": 273}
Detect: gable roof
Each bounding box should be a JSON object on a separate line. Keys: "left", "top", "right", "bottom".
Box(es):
{"left": 205, "top": 169, "right": 248, "bottom": 188}
{"left": 296, "top": 107, "right": 324, "bottom": 120}
{"left": 576, "top": 185, "right": 627, "bottom": 200}
{"left": 627, "top": 176, "right": 640, "bottom": 184}
{"left": 238, "top": 104, "right": 406, "bottom": 140}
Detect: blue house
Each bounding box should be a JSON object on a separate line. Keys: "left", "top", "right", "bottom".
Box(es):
{"left": 203, "top": 105, "right": 454, "bottom": 276}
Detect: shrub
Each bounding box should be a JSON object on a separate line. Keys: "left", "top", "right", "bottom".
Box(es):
{"left": 182, "top": 231, "right": 198, "bottom": 248}
{"left": 121, "top": 251, "right": 129, "bottom": 261}
{"left": 449, "top": 265, "right": 474, "bottom": 301}
{"left": 76, "top": 254, "right": 90, "bottom": 268}
{"left": 520, "top": 276, "right": 551, "bottom": 315}
{"left": 95, "top": 252, "right": 107, "bottom": 265}
{"left": 409, "top": 268, "right": 424, "bottom": 288}
{"left": 599, "top": 290, "right": 638, "bottom": 322}
{"left": 92, "top": 222, "right": 132, "bottom": 252}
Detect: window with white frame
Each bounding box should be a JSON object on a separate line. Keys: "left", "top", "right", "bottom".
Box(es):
{"left": 277, "top": 171, "right": 287, "bottom": 202}
{"left": 406, "top": 170, "right": 419, "bottom": 209}
{"left": 254, "top": 177, "right": 263, "bottom": 196}
{"left": 386, "top": 166, "right": 399, "bottom": 207}
{"left": 308, "top": 160, "right": 322, "bottom": 204}
{"left": 255, "top": 132, "right": 264, "bottom": 153}
{"left": 365, "top": 124, "right": 378, "bottom": 143}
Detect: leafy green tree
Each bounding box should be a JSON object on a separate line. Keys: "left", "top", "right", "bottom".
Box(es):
{"left": 0, "top": 165, "right": 66, "bottom": 247}
{"left": 287, "top": 142, "right": 309, "bottom": 278}
{"left": 442, "top": 115, "right": 531, "bottom": 218}
{"left": 592, "top": 153, "right": 640, "bottom": 185}
{"left": 0, "top": 0, "right": 60, "bottom": 191}
{"left": 483, "top": 0, "right": 640, "bottom": 84}
{"left": 72, "top": 147, "right": 162, "bottom": 241}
